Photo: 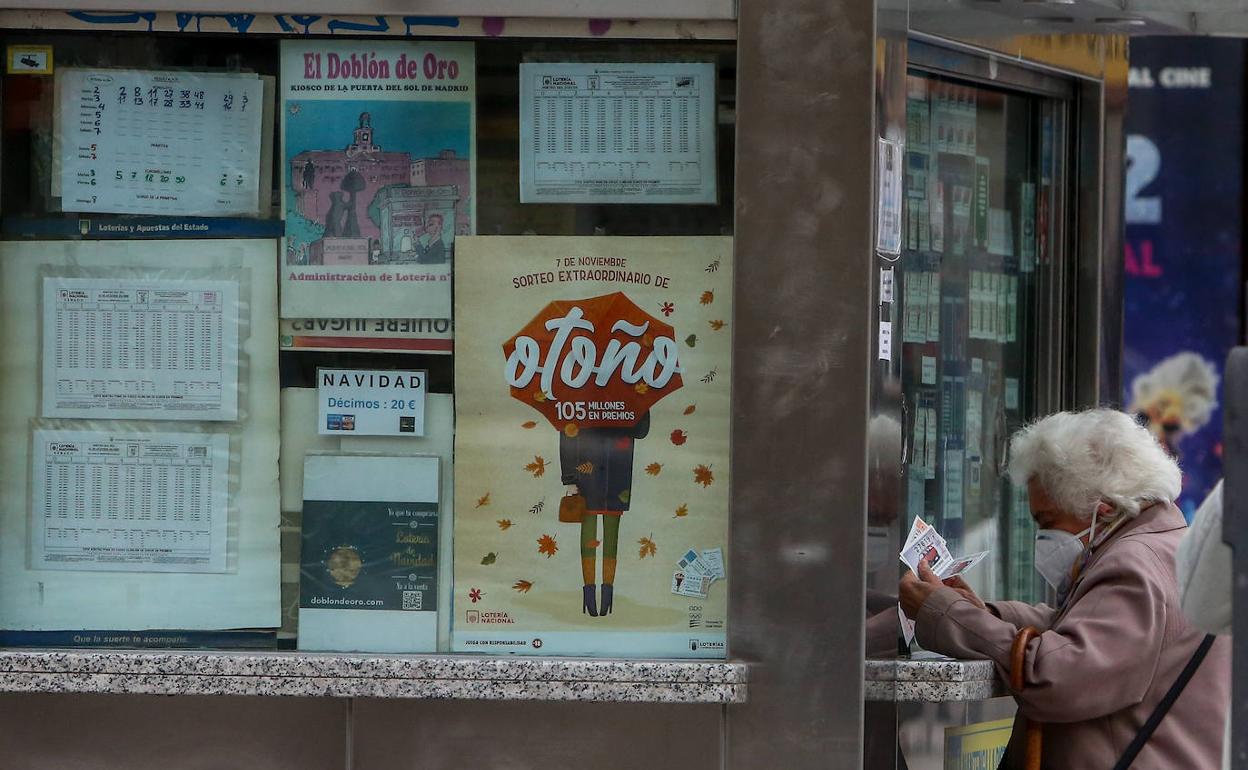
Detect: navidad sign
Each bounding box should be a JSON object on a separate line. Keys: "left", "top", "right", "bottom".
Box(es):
{"left": 453, "top": 236, "right": 732, "bottom": 658}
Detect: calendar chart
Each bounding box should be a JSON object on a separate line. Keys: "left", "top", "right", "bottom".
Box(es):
{"left": 519, "top": 62, "right": 718, "bottom": 204}
{"left": 57, "top": 68, "right": 264, "bottom": 216}
{"left": 42, "top": 276, "right": 240, "bottom": 421}
{"left": 31, "top": 430, "right": 230, "bottom": 573}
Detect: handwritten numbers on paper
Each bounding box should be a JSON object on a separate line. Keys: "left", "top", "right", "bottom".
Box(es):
{"left": 62, "top": 70, "right": 263, "bottom": 215}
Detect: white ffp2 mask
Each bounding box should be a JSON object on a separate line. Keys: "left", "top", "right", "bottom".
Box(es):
{"left": 1033, "top": 526, "right": 1091, "bottom": 591}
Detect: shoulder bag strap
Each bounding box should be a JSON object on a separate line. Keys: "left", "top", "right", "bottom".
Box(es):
{"left": 1110, "top": 633, "right": 1217, "bottom": 770}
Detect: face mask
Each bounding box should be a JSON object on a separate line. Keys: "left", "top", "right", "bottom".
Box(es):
{"left": 866, "top": 526, "right": 892, "bottom": 572}
{"left": 1034, "top": 524, "right": 1092, "bottom": 591}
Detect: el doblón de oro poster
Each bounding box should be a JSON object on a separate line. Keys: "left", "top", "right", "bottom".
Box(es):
{"left": 453, "top": 236, "right": 732, "bottom": 657}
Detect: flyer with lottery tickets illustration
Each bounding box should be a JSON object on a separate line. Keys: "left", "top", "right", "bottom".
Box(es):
{"left": 452, "top": 236, "right": 732, "bottom": 658}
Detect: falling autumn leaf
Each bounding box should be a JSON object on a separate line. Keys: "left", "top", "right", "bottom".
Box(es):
{"left": 701, "top": 369, "right": 718, "bottom": 384}
{"left": 475, "top": 493, "right": 491, "bottom": 508}
{"left": 709, "top": 319, "right": 726, "bottom": 331}
{"left": 587, "top": 539, "right": 602, "bottom": 549}
{"left": 683, "top": 404, "right": 697, "bottom": 416}
{"left": 530, "top": 498, "right": 546, "bottom": 516}
{"left": 532, "top": 391, "right": 547, "bottom": 402}
{"left": 635, "top": 382, "right": 650, "bottom": 394}
{"left": 618, "top": 489, "right": 631, "bottom": 504}
{"left": 576, "top": 461, "right": 594, "bottom": 474}
{"left": 694, "top": 464, "right": 715, "bottom": 488}
{"left": 705, "top": 259, "right": 721, "bottom": 273}
{"left": 563, "top": 423, "right": 579, "bottom": 437}
{"left": 481, "top": 552, "right": 498, "bottom": 565}
{"left": 638, "top": 535, "right": 658, "bottom": 559}
{"left": 497, "top": 519, "right": 513, "bottom": 531}
{"left": 674, "top": 504, "right": 689, "bottom": 518}
{"left": 645, "top": 462, "right": 663, "bottom": 476}
{"left": 685, "top": 334, "right": 698, "bottom": 348}
{"left": 700, "top": 290, "right": 715, "bottom": 305}
{"left": 670, "top": 429, "right": 688, "bottom": 446}
{"left": 524, "top": 456, "right": 547, "bottom": 478}
{"left": 512, "top": 579, "right": 534, "bottom": 593}
{"left": 521, "top": 421, "right": 538, "bottom": 429}
{"left": 537, "top": 534, "right": 559, "bottom": 558}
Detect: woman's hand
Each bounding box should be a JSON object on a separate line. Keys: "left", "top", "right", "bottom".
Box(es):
{"left": 942, "top": 575, "right": 987, "bottom": 611}
{"left": 899, "top": 560, "right": 945, "bottom": 619}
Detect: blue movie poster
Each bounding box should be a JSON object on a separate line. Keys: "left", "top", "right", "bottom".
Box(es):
{"left": 1124, "top": 39, "right": 1244, "bottom": 517}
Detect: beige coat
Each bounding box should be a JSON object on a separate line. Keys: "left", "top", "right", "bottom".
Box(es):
{"left": 915, "top": 502, "right": 1229, "bottom": 770}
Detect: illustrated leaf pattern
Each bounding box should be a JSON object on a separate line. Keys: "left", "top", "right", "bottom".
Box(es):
{"left": 512, "top": 579, "right": 534, "bottom": 593}
{"left": 537, "top": 534, "right": 559, "bottom": 558}
{"left": 532, "top": 391, "right": 547, "bottom": 402}
{"left": 635, "top": 382, "right": 650, "bottom": 394}
{"left": 694, "top": 464, "right": 715, "bottom": 488}
{"left": 524, "top": 456, "right": 547, "bottom": 478}
{"left": 481, "top": 552, "right": 498, "bottom": 565}
{"left": 475, "top": 493, "right": 491, "bottom": 508}
{"left": 685, "top": 334, "right": 697, "bottom": 348}
{"left": 645, "top": 462, "right": 663, "bottom": 476}
{"left": 638, "top": 535, "right": 658, "bottom": 559}
{"left": 563, "top": 423, "right": 579, "bottom": 437}
{"left": 530, "top": 498, "right": 546, "bottom": 515}
{"left": 709, "top": 319, "right": 725, "bottom": 331}
{"left": 705, "top": 259, "right": 720, "bottom": 273}
{"left": 700, "top": 290, "right": 714, "bottom": 305}
{"left": 683, "top": 404, "right": 697, "bottom": 415}
{"left": 701, "top": 369, "right": 718, "bottom": 384}
{"left": 521, "top": 421, "right": 538, "bottom": 429}
{"left": 576, "top": 461, "right": 594, "bottom": 474}
{"left": 497, "top": 519, "right": 513, "bottom": 531}
{"left": 670, "top": 430, "right": 688, "bottom": 446}
{"left": 618, "top": 489, "right": 631, "bottom": 504}
{"left": 674, "top": 504, "right": 689, "bottom": 518}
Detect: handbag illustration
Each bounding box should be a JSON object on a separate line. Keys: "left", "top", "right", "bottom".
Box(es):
{"left": 558, "top": 493, "right": 587, "bottom": 523}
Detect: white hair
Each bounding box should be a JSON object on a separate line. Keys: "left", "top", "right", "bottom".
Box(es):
{"left": 1008, "top": 408, "right": 1181, "bottom": 519}
{"left": 1128, "top": 352, "right": 1220, "bottom": 431}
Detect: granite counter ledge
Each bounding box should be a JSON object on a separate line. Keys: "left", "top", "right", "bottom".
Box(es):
{"left": 0, "top": 650, "right": 748, "bottom": 703}
{"left": 864, "top": 656, "right": 1005, "bottom": 702}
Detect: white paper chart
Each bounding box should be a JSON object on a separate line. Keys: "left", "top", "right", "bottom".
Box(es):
{"left": 42, "top": 277, "right": 240, "bottom": 421}
{"left": 57, "top": 68, "right": 263, "bottom": 216}
{"left": 31, "top": 430, "right": 230, "bottom": 573}
{"left": 519, "top": 62, "right": 717, "bottom": 204}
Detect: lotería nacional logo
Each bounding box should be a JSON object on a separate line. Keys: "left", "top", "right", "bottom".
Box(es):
{"left": 689, "top": 639, "right": 725, "bottom": 652}
{"left": 466, "top": 610, "right": 515, "bottom": 625}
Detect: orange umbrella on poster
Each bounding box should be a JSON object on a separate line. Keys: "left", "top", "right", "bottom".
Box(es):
{"left": 502, "top": 291, "right": 684, "bottom": 433}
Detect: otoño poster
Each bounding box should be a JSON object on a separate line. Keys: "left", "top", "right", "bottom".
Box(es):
{"left": 453, "top": 236, "right": 732, "bottom": 657}
{"left": 279, "top": 40, "right": 474, "bottom": 320}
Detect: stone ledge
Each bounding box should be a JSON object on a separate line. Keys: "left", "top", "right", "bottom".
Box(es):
{"left": 0, "top": 650, "right": 747, "bottom": 703}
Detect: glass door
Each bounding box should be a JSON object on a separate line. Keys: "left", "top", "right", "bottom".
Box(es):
{"left": 895, "top": 56, "right": 1073, "bottom": 609}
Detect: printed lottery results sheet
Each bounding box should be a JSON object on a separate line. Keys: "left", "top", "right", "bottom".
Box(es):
{"left": 42, "top": 277, "right": 240, "bottom": 421}
{"left": 519, "top": 62, "right": 717, "bottom": 204}
{"left": 57, "top": 68, "right": 264, "bottom": 216}
{"left": 31, "top": 430, "right": 230, "bottom": 573}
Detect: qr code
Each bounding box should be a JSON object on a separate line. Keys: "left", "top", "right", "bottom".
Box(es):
{"left": 402, "top": 591, "right": 422, "bottom": 611}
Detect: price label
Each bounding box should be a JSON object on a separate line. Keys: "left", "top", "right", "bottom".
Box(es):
{"left": 317, "top": 368, "right": 428, "bottom": 436}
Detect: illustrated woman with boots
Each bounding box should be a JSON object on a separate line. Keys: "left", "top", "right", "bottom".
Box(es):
{"left": 559, "top": 412, "right": 650, "bottom": 616}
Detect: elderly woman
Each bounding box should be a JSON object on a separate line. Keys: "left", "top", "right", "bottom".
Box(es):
{"left": 900, "top": 409, "right": 1229, "bottom": 769}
